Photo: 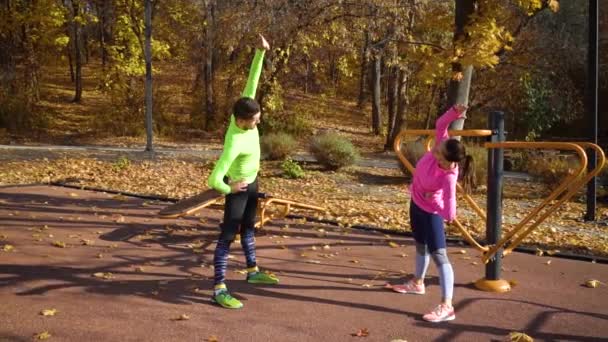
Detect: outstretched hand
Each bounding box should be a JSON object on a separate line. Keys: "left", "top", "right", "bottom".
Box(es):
{"left": 259, "top": 34, "right": 270, "bottom": 50}
{"left": 454, "top": 103, "right": 468, "bottom": 118}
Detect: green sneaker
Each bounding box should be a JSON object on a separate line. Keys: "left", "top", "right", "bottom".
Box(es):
{"left": 212, "top": 290, "right": 243, "bottom": 309}
{"left": 247, "top": 271, "right": 279, "bottom": 285}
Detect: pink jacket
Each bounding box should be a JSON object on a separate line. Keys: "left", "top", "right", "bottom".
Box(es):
{"left": 410, "top": 107, "right": 463, "bottom": 221}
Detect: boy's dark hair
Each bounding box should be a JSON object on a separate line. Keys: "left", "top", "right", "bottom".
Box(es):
{"left": 233, "top": 97, "right": 260, "bottom": 120}
{"left": 443, "top": 138, "right": 476, "bottom": 194}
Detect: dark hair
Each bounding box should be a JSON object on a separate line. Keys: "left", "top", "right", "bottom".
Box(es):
{"left": 443, "top": 139, "right": 476, "bottom": 194}
{"left": 233, "top": 97, "right": 260, "bottom": 120}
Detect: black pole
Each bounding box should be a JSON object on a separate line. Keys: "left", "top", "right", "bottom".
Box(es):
{"left": 486, "top": 111, "right": 505, "bottom": 280}
{"left": 585, "top": 0, "right": 599, "bottom": 221}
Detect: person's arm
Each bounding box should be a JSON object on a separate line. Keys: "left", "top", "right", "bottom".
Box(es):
{"left": 434, "top": 104, "right": 467, "bottom": 147}
{"left": 439, "top": 174, "right": 458, "bottom": 222}
{"left": 207, "top": 137, "right": 239, "bottom": 195}
{"left": 241, "top": 35, "right": 269, "bottom": 99}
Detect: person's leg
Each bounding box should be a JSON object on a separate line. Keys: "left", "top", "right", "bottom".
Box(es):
{"left": 212, "top": 186, "right": 248, "bottom": 308}
{"left": 391, "top": 201, "right": 428, "bottom": 294}
{"left": 240, "top": 179, "right": 259, "bottom": 272}
{"left": 239, "top": 179, "right": 279, "bottom": 284}
{"left": 422, "top": 214, "right": 455, "bottom": 322}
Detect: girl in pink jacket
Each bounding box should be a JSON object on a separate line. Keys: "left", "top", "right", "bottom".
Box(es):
{"left": 391, "top": 104, "right": 475, "bottom": 323}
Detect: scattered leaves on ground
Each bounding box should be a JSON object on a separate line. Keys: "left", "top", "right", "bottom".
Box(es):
{"left": 172, "top": 314, "right": 190, "bottom": 321}
{"left": 51, "top": 241, "right": 66, "bottom": 248}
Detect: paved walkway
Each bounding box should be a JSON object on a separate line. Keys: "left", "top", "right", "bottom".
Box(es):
{"left": 0, "top": 185, "right": 606, "bottom": 341}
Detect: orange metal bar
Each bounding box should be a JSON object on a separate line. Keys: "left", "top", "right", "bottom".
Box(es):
{"left": 481, "top": 142, "right": 588, "bottom": 263}
{"left": 502, "top": 142, "right": 605, "bottom": 256}
{"left": 257, "top": 198, "right": 326, "bottom": 228}
{"left": 394, "top": 129, "right": 492, "bottom": 252}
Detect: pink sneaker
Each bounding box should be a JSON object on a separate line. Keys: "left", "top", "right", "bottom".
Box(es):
{"left": 390, "top": 281, "right": 425, "bottom": 295}
{"left": 422, "top": 304, "right": 455, "bottom": 322}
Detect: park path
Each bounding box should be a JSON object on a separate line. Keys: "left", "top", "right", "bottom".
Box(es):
{"left": 0, "top": 185, "right": 607, "bottom": 341}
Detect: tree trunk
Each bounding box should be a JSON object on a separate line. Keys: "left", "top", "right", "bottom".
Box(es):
{"left": 446, "top": 0, "right": 476, "bottom": 132}
{"left": 370, "top": 54, "right": 382, "bottom": 135}
{"left": 357, "top": 30, "right": 369, "bottom": 108}
{"left": 22, "top": 22, "right": 39, "bottom": 102}
{"left": 203, "top": 0, "right": 216, "bottom": 130}
{"left": 144, "top": 0, "right": 153, "bottom": 151}
{"left": 304, "top": 55, "right": 310, "bottom": 93}
{"left": 386, "top": 68, "right": 409, "bottom": 150}
{"left": 72, "top": 0, "right": 82, "bottom": 102}
{"left": 384, "top": 66, "right": 399, "bottom": 150}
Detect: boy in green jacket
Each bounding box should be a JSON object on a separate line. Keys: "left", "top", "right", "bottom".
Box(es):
{"left": 207, "top": 34, "right": 278, "bottom": 309}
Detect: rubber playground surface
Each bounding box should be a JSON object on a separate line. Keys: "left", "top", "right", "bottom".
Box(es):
{"left": 0, "top": 185, "right": 607, "bottom": 342}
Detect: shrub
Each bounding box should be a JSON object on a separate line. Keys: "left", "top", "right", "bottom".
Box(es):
{"left": 310, "top": 133, "right": 359, "bottom": 170}
{"left": 465, "top": 145, "right": 488, "bottom": 187}
{"left": 281, "top": 158, "right": 305, "bottom": 179}
{"left": 527, "top": 153, "right": 582, "bottom": 187}
{"left": 261, "top": 132, "right": 297, "bottom": 160}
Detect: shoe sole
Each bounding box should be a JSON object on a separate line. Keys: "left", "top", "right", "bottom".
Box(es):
{"left": 423, "top": 315, "right": 455, "bottom": 323}
{"left": 211, "top": 297, "right": 243, "bottom": 309}
{"left": 392, "top": 289, "right": 425, "bottom": 295}
{"left": 247, "top": 280, "right": 279, "bottom": 285}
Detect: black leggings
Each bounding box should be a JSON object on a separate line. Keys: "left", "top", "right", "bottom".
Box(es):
{"left": 219, "top": 177, "right": 259, "bottom": 241}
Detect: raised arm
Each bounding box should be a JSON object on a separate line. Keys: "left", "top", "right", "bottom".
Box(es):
{"left": 241, "top": 34, "right": 269, "bottom": 99}
{"left": 434, "top": 104, "right": 467, "bottom": 147}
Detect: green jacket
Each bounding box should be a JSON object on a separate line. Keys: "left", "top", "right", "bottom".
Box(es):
{"left": 207, "top": 49, "right": 265, "bottom": 194}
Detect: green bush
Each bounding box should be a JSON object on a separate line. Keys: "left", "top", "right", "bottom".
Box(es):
{"left": 281, "top": 158, "right": 305, "bottom": 179}
{"left": 261, "top": 132, "right": 297, "bottom": 160}
{"left": 310, "top": 133, "right": 359, "bottom": 170}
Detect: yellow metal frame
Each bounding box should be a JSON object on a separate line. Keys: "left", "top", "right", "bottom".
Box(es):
{"left": 393, "top": 129, "right": 493, "bottom": 252}
{"left": 256, "top": 198, "right": 326, "bottom": 228}
{"left": 481, "top": 142, "right": 606, "bottom": 263}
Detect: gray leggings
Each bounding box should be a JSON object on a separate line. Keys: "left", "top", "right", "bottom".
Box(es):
{"left": 415, "top": 243, "right": 454, "bottom": 300}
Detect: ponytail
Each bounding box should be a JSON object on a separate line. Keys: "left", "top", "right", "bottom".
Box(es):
{"left": 460, "top": 155, "right": 476, "bottom": 194}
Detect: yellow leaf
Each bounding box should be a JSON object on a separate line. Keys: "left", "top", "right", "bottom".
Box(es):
{"left": 40, "top": 309, "right": 57, "bottom": 316}
{"left": 52, "top": 241, "right": 66, "bottom": 248}
{"left": 350, "top": 259, "right": 360, "bottom": 264}
{"left": 361, "top": 283, "right": 373, "bottom": 288}
{"left": 2, "top": 244, "right": 14, "bottom": 252}
{"left": 172, "top": 314, "right": 190, "bottom": 321}
{"left": 206, "top": 336, "right": 219, "bottom": 342}
{"left": 34, "top": 331, "right": 52, "bottom": 340}
{"left": 69, "top": 192, "right": 79, "bottom": 197}
{"left": 585, "top": 279, "right": 601, "bottom": 288}
{"left": 548, "top": 0, "right": 559, "bottom": 12}
{"left": 535, "top": 248, "right": 544, "bottom": 256}
{"left": 544, "top": 260, "right": 552, "bottom": 265}
{"left": 134, "top": 266, "right": 145, "bottom": 273}
{"left": 92, "top": 272, "right": 114, "bottom": 279}
{"left": 456, "top": 249, "right": 467, "bottom": 254}
{"left": 509, "top": 331, "right": 533, "bottom": 342}
{"left": 388, "top": 241, "right": 399, "bottom": 248}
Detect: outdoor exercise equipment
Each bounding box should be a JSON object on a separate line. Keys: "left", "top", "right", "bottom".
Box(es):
{"left": 394, "top": 111, "right": 606, "bottom": 293}
{"left": 158, "top": 189, "right": 326, "bottom": 228}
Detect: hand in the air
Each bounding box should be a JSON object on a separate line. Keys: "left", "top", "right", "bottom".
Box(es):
{"left": 454, "top": 103, "right": 468, "bottom": 118}
{"left": 259, "top": 34, "right": 270, "bottom": 50}
{"left": 230, "top": 180, "right": 248, "bottom": 193}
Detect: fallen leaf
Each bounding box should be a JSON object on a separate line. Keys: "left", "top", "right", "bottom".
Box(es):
{"left": 388, "top": 241, "right": 399, "bottom": 248}
{"left": 361, "top": 283, "right": 373, "bottom": 288}
{"left": 351, "top": 328, "right": 370, "bottom": 337}
{"left": 134, "top": 266, "right": 145, "bottom": 273}
{"left": 535, "top": 248, "right": 544, "bottom": 256}
{"left": 40, "top": 309, "right": 57, "bottom": 316}
{"left": 350, "top": 259, "right": 360, "bottom": 264}
{"left": 96, "top": 253, "right": 104, "bottom": 259}
{"left": 34, "top": 331, "right": 52, "bottom": 340}
{"left": 172, "top": 314, "right": 190, "bottom": 321}
{"left": 544, "top": 260, "right": 552, "bottom": 265}
{"left": 584, "top": 279, "right": 601, "bottom": 288}
{"left": 509, "top": 331, "right": 533, "bottom": 342}
{"left": 2, "top": 244, "right": 14, "bottom": 252}
{"left": 92, "top": 272, "right": 114, "bottom": 279}
{"left": 234, "top": 269, "right": 247, "bottom": 275}
{"left": 69, "top": 192, "right": 79, "bottom": 197}
{"left": 52, "top": 241, "right": 66, "bottom": 248}
{"left": 456, "top": 249, "right": 467, "bottom": 254}
{"left": 81, "top": 239, "right": 94, "bottom": 246}
{"left": 206, "top": 336, "right": 219, "bottom": 342}
{"left": 0, "top": 234, "right": 7, "bottom": 240}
